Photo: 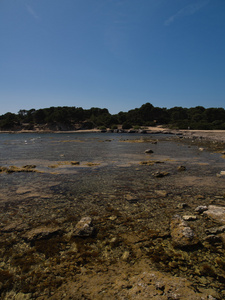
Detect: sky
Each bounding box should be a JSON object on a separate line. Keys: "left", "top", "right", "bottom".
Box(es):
{"left": 0, "top": 0, "right": 225, "bottom": 115}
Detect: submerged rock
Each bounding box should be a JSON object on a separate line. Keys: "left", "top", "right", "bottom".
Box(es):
{"left": 203, "top": 205, "right": 225, "bottom": 225}
{"left": 73, "top": 217, "right": 94, "bottom": 237}
{"left": 177, "top": 165, "right": 186, "bottom": 172}
{"left": 218, "top": 233, "right": 225, "bottom": 247}
{"left": 205, "top": 225, "right": 225, "bottom": 235}
{"left": 154, "top": 190, "right": 168, "bottom": 197}
{"left": 170, "top": 215, "right": 199, "bottom": 249}
{"left": 152, "top": 171, "right": 170, "bottom": 178}
{"left": 125, "top": 194, "right": 139, "bottom": 203}
{"left": 195, "top": 205, "right": 208, "bottom": 214}
{"left": 145, "top": 149, "right": 154, "bottom": 154}
{"left": 182, "top": 215, "right": 197, "bottom": 221}
{"left": 23, "top": 226, "right": 60, "bottom": 242}
{"left": 177, "top": 203, "right": 188, "bottom": 209}
{"left": 203, "top": 235, "right": 222, "bottom": 245}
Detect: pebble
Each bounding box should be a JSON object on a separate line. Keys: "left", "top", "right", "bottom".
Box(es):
{"left": 182, "top": 215, "right": 197, "bottom": 221}
{"left": 122, "top": 251, "right": 130, "bottom": 260}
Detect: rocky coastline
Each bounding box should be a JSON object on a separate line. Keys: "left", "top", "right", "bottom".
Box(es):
{"left": 1, "top": 132, "right": 225, "bottom": 299}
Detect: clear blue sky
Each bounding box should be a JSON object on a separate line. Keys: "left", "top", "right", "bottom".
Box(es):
{"left": 1, "top": 0, "right": 225, "bottom": 115}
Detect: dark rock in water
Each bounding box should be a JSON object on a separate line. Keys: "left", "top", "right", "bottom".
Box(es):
{"left": 170, "top": 215, "right": 200, "bottom": 249}
{"left": 218, "top": 233, "right": 225, "bottom": 247}
{"left": 73, "top": 217, "right": 94, "bottom": 237}
{"left": 23, "top": 226, "right": 60, "bottom": 242}
{"left": 203, "top": 235, "right": 222, "bottom": 245}
{"left": 177, "top": 165, "right": 186, "bottom": 172}
{"left": 152, "top": 171, "right": 169, "bottom": 178}
{"left": 203, "top": 205, "right": 225, "bottom": 225}
{"left": 125, "top": 194, "right": 139, "bottom": 203}
{"left": 205, "top": 225, "right": 225, "bottom": 235}
{"left": 22, "top": 165, "right": 36, "bottom": 169}
{"left": 145, "top": 149, "right": 154, "bottom": 154}
{"left": 138, "top": 129, "right": 147, "bottom": 134}
{"left": 195, "top": 205, "right": 208, "bottom": 214}
{"left": 177, "top": 203, "right": 188, "bottom": 209}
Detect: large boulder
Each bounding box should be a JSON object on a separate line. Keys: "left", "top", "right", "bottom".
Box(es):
{"left": 203, "top": 205, "right": 225, "bottom": 225}
{"left": 170, "top": 215, "right": 199, "bottom": 249}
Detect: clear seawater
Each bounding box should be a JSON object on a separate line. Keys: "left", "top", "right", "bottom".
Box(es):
{"left": 0, "top": 131, "right": 224, "bottom": 201}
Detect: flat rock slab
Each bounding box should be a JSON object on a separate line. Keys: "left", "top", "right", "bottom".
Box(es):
{"left": 203, "top": 205, "right": 225, "bottom": 225}
{"left": 23, "top": 226, "right": 60, "bottom": 242}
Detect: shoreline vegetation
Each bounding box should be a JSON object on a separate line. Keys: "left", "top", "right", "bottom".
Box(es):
{"left": 1, "top": 102, "right": 225, "bottom": 133}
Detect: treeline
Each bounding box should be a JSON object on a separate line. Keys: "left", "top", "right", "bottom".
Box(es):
{"left": 1, "top": 103, "right": 225, "bottom": 130}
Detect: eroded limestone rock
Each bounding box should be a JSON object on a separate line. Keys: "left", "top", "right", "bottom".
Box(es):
{"left": 73, "top": 217, "right": 94, "bottom": 237}
{"left": 195, "top": 205, "right": 208, "bottom": 214}
{"left": 170, "top": 215, "right": 199, "bottom": 249}
{"left": 203, "top": 205, "right": 225, "bottom": 225}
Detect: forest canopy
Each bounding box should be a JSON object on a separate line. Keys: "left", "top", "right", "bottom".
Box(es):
{"left": 1, "top": 103, "right": 225, "bottom": 130}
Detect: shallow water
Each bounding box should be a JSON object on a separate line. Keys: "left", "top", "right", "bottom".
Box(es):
{"left": 1, "top": 132, "right": 225, "bottom": 298}
{"left": 1, "top": 132, "right": 224, "bottom": 200}
{"left": 0, "top": 132, "right": 223, "bottom": 169}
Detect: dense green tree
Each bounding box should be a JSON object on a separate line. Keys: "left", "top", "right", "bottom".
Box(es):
{"left": 1, "top": 103, "right": 225, "bottom": 131}
{"left": 139, "top": 103, "right": 154, "bottom": 122}
{"left": 0, "top": 112, "right": 19, "bottom": 129}
{"left": 117, "top": 111, "right": 127, "bottom": 124}
{"left": 122, "top": 121, "right": 132, "bottom": 129}
{"left": 168, "top": 107, "right": 188, "bottom": 122}
{"left": 33, "top": 109, "right": 46, "bottom": 124}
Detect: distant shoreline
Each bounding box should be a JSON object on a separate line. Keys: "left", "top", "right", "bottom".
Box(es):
{"left": 1, "top": 127, "right": 225, "bottom": 142}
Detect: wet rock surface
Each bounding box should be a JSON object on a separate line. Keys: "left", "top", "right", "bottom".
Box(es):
{"left": 203, "top": 205, "right": 225, "bottom": 225}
